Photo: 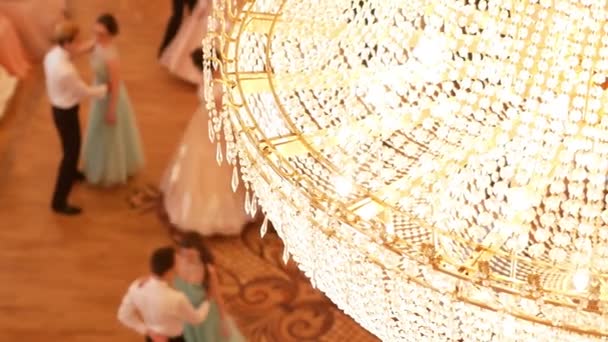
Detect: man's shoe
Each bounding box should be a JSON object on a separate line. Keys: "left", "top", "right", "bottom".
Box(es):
{"left": 52, "top": 205, "right": 82, "bottom": 216}
{"left": 75, "top": 171, "right": 86, "bottom": 182}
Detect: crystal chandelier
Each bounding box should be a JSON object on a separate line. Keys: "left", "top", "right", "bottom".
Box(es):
{"left": 203, "top": 0, "right": 608, "bottom": 340}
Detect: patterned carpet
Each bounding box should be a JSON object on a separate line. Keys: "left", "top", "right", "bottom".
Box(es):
{"left": 129, "top": 186, "right": 379, "bottom": 342}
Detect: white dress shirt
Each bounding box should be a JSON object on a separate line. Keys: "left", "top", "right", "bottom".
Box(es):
{"left": 117, "top": 277, "right": 210, "bottom": 337}
{"left": 43, "top": 45, "right": 107, "bottom": 109}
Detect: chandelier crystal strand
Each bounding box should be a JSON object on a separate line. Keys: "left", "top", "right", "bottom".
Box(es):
{"left": 205, "top": 0, "right": 608, "bottom": 340}
{"left": 250, "top": 193, "right": 258, "bottom": 217}
{"left": 231, "top": 165, "right": 239, "bottom": 192}
{"left": 260, "top": 215, "right": 269, "bottom": 237}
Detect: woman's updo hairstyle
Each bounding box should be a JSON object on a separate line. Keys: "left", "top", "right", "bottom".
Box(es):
{"left": 97, "top": 13, "right": 119, "bottom": 36}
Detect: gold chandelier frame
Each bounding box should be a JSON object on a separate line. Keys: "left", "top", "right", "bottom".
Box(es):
{"left": 206, "top": 0, "right": 608, "bottom": 338}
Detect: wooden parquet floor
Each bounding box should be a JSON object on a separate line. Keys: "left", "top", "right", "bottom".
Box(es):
{"left": 0, "top": 1, "right": 379, "bottom": 341}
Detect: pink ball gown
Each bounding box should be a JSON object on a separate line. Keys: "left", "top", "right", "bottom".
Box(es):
{"left": 0, "top": 13, "right": 31, "bottom": 78}
{"left": 161, "top": 85, "right": 250, "bottom": 236}
{"left": 159, "top": 0, "right": 209, "bottom": 84}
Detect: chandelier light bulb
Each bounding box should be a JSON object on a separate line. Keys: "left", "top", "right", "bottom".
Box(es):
{"left": 572, "top": 269, "right": 591, "bottom": 293}
{"left": 383, "top": 209, "right": 395, "bottom": 236}
{"left": 333, "top": 175, "right": 353, "bottom": 198}
{"left": 549, "top": 94, "right": 570, "bottom": 117}
{"left": 385, "top": 221, "right": 395, "bottom": 236}
{"left": 506, "top": 187, "right": 535, "bottom": 214}
{"left": 358, "top": 204, "right": 378, "bottom": 221}
{"left": 413, "top": 36, "right": 445, "bottom": 66}
{"left": 503, "top": 315, "right": 516, "bottom": 337}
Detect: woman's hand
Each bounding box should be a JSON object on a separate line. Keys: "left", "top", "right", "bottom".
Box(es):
{"left": 220, "top": 321, "right": 231, "bottom": 338}
{"left": 105, "top": 110, "right": 116, "bottom": 125}
{"left": 147, "top": 332, "right": 168, "bottom": 342}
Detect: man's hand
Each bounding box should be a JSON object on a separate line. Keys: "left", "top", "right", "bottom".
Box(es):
{"left": 99, "top": 84, "right": 108, "bottom": 96}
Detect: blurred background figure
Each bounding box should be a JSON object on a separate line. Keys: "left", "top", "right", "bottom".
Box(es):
{"left": 0, "top": 0, "right": 67, "bottom": 60}
{"left": 159, "top": 0, "right": 209, "bottom": 84}
{"left": 0, "top": 12, "right": 31, "bottom": 79}
{"left": 158, "top": 0, "right": 197, "bottom": 58}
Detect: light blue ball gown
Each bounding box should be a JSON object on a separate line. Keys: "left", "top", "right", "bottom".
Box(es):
{"left": 175, "top": 277, "right": 245, "bottom": 342}
{"left": 82, "top": 45, "right": 144, "bottom": 186}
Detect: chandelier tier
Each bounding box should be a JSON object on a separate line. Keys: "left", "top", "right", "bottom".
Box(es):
{"left": 203, "top": 0, "right": 608, "bottom": 340}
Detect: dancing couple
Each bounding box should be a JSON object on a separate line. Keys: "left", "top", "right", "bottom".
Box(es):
{"left": 44, "top": 15, "right": 144, "bottom": 216}
{"left": 118, "top": 234, "right": 244, "bottom": 342}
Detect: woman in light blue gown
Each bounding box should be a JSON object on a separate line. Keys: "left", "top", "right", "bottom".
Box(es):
{"left": 175, "top": 232, "right": 245, "bottom": 342}
{"left": 82, "top": 13, "right": 144, "bottom": 186}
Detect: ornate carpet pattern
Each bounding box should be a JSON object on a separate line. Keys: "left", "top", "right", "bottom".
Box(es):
{"left": 129, "top": 186, "right": 379, "bottom": 342}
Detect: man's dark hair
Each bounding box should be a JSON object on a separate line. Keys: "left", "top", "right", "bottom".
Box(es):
{"left": 97, "top": 13, "right": 120, "bottom": 36}
{"left": 150, "top": 246, "right": 175, "bottom": 276}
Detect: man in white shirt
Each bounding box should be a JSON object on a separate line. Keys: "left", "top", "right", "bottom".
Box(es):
{"left": 43, "top": 20, "right": 107, "bottom": 216}
{"left": 118, "top": 246, "right": 211, "bottom": 342}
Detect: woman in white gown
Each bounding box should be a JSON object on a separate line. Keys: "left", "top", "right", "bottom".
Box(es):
{"left": 161, "top": 51, "right": 250, "bottom": 236}
{"left": 159, "top": 0, "right": 208, "bottom": 84}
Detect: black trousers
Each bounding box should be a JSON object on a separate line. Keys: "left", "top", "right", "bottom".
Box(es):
{"left": 158, "top": 0, "right": 192, "bottom": 56}
{"left": 145, "top": 336, "right": 185, "bottom": 342}
{"left": 51, "top": 105, "right": 81, "bottom": 209}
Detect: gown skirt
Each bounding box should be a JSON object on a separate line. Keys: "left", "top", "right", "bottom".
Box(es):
{"left": 174, "top": 277, "right": 245, "bottom": 342}
{"left": 161, "top": 100, "right": 249, "bottom": 235}
{"left": 82, "top": 46, "right": 144, "bottom": 186}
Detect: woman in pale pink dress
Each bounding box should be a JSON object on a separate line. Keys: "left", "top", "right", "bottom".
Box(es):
{"left": 161, "top": 51, "right": 250, "bottom": 236}
{"left": 0, "top": 0, "right": 67, "bottom": 60}
{"left": 159, "top": 0, "right": 209, "bottom": 84}
{"left": 0, "top": 13, "right": 30, "bottom": 78}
